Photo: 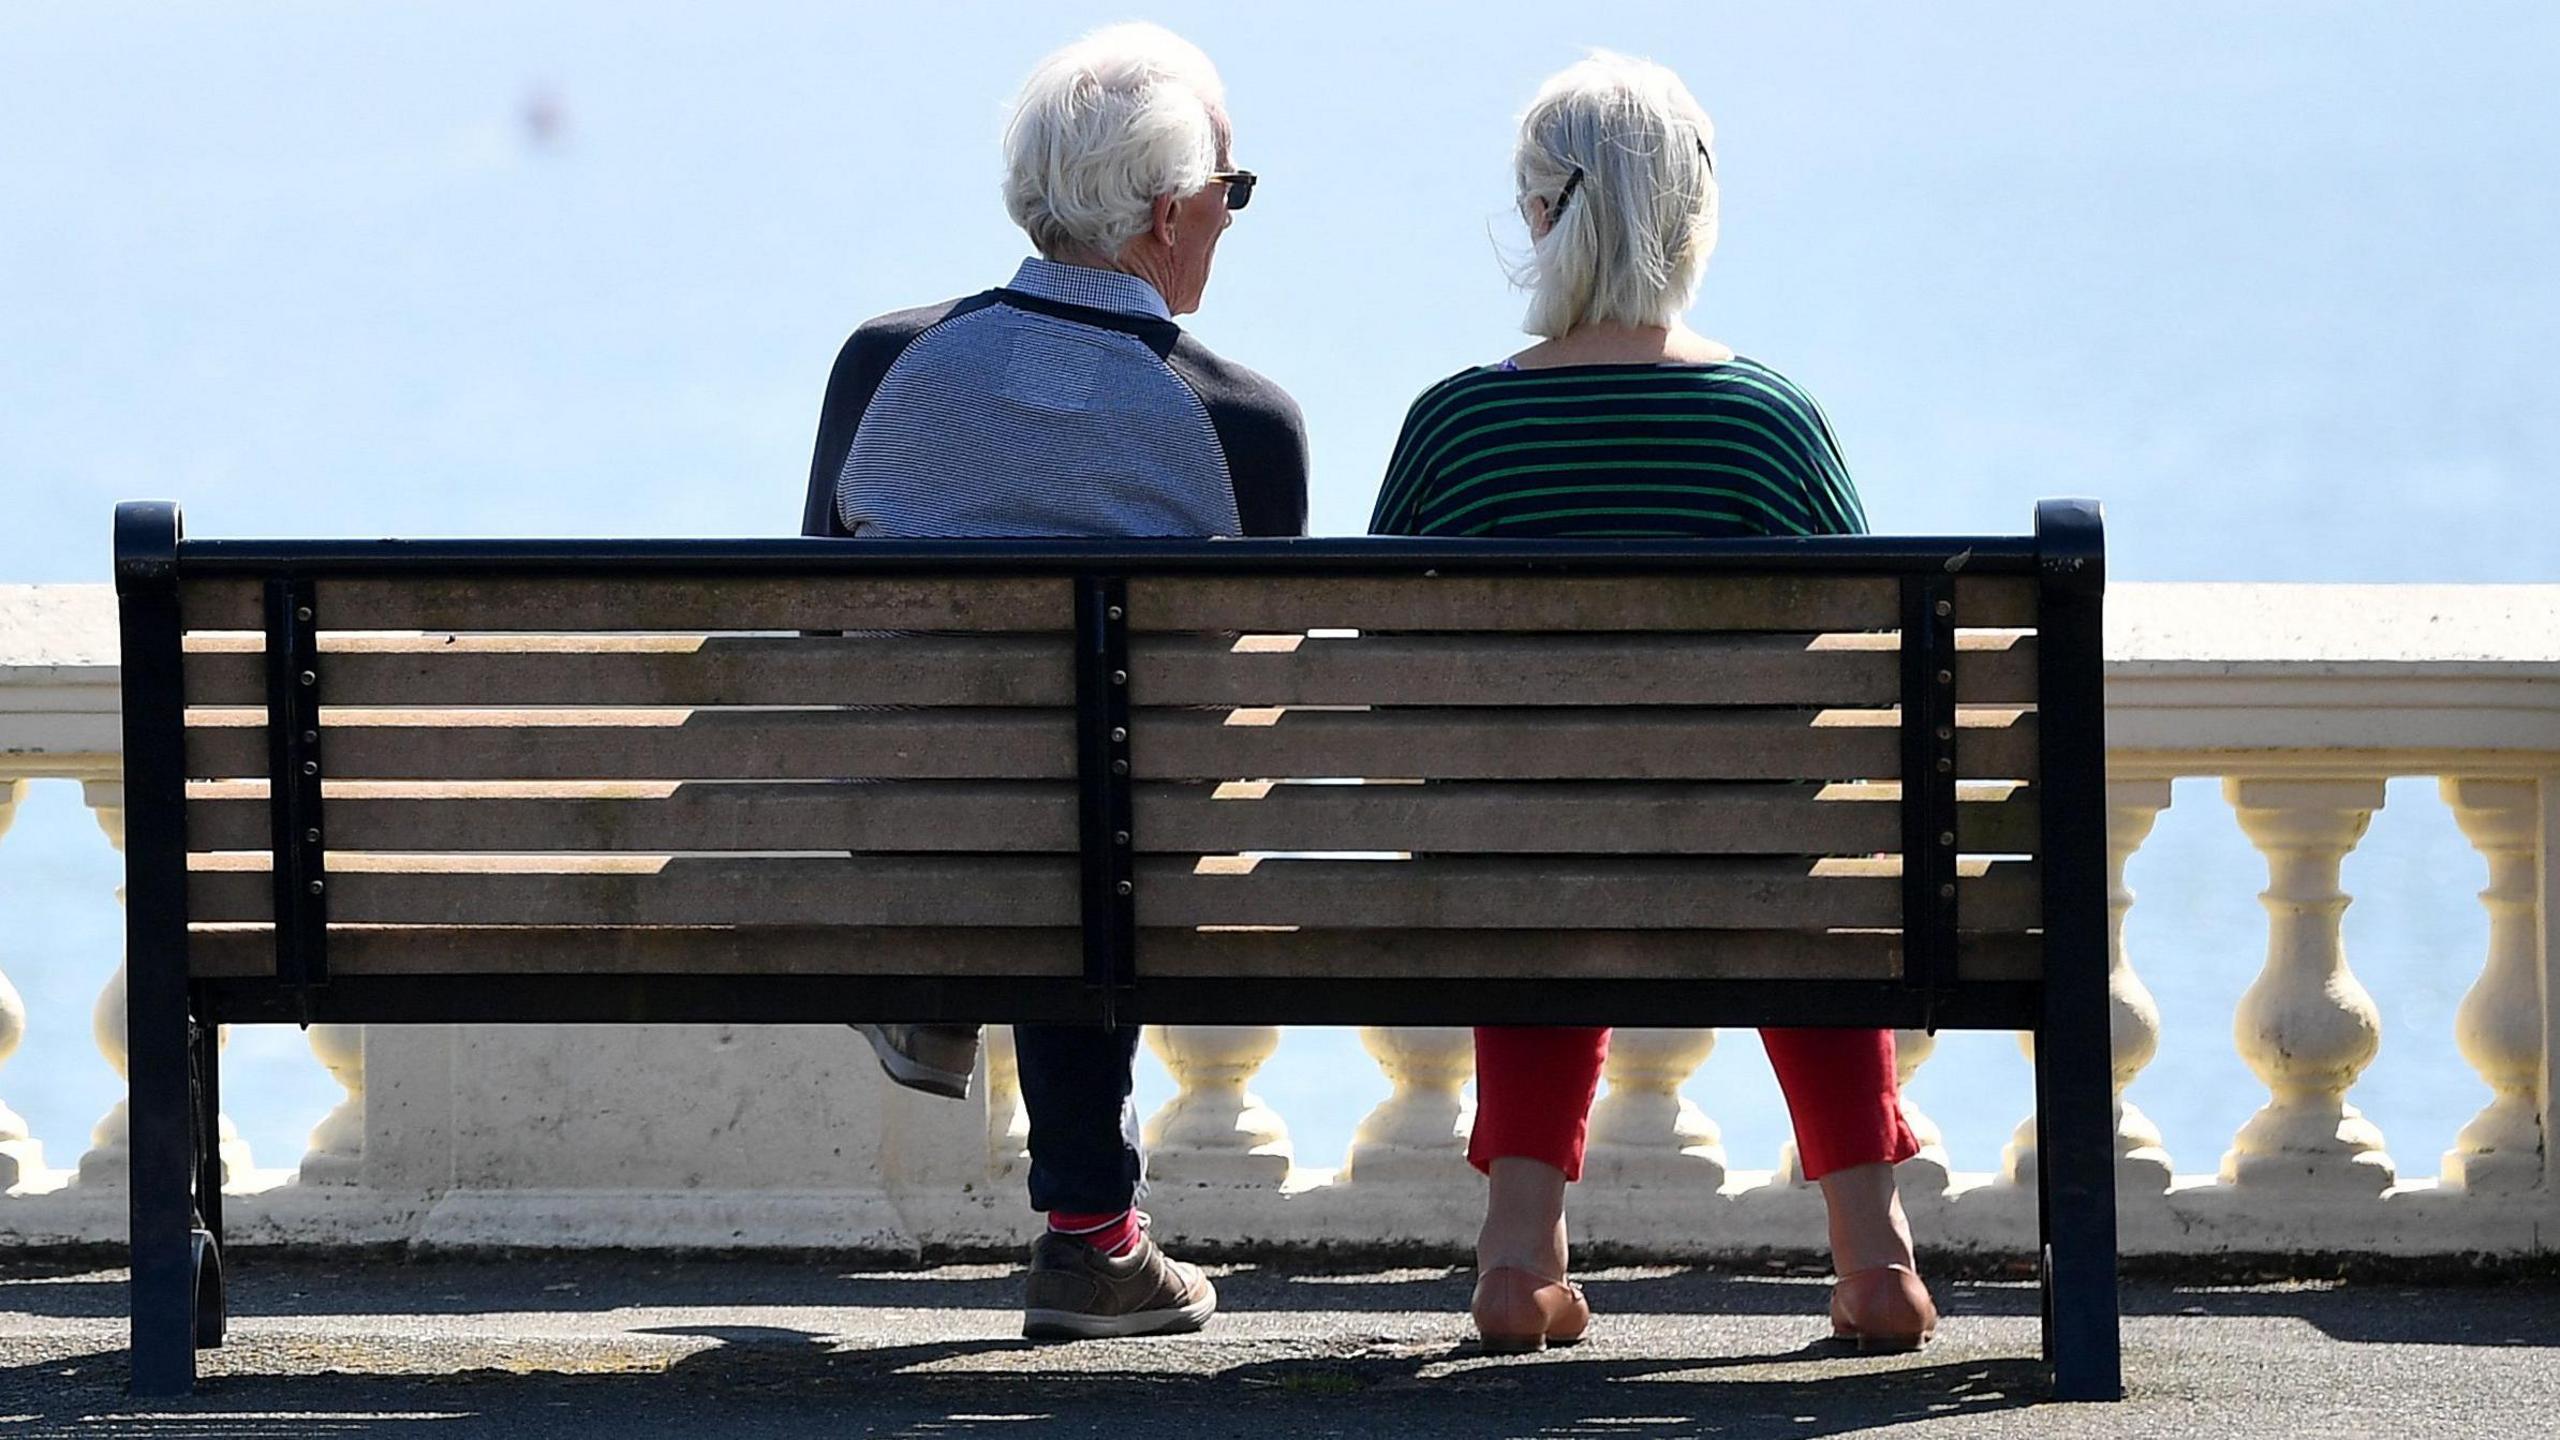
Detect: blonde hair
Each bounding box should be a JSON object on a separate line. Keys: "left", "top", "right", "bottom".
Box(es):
{"left": 1514, "top": 52, "right": 1719, "bottom": 338}
{"left": 1002, "top": 24, "right": 1229, "bottom": 260}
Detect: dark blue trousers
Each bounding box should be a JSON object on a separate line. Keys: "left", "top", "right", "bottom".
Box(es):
{"left": 1013, "top": 1023, "right": 1144, "bottom": 1213}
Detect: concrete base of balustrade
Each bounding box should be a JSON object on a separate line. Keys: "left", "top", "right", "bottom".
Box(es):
{"left": 1125, "top": 1171, "right": 2560, "bottom": 1263}
{"left": 0, "top": 1171, "right": 429, "bottom": 1248}
{"left": 409, "top": 1188, "right": 919, "bottom": 1253}
{"left": 6, "top": 1170, "right": 2556, "bottom": 1262}
{"left": 0, "top": 1173, "right": 934, "bottom": 1255}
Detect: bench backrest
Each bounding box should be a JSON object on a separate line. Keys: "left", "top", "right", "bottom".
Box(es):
{"left": 117, "top": 499, "right": 2106, "bottom": 1032}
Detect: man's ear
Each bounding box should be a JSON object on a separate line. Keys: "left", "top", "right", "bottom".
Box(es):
{"left": 1150, "top": 192, "right": 1180, "bottom": 248}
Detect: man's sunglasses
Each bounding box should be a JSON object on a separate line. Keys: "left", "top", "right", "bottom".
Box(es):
{"left": 1209, "top": 170, "right": 1257, "bottom": 211}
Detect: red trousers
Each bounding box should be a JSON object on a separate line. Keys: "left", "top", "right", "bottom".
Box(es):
{"left": 1470, "top": 1027, "right": 1919, "bottom": 1183}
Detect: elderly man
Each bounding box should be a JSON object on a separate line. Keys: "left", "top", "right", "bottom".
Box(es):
{"left": 800, "top": 25, "right": 1306, "bottom": 1340}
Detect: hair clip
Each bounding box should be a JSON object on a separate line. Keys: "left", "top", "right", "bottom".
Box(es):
{"left": 1554, "top": 165, "right": 1587, "bottom": 219}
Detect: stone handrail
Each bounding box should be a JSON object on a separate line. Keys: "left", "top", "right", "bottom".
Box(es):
{"left": 1, "top": 581, "right": 2553, "bottom": 1258}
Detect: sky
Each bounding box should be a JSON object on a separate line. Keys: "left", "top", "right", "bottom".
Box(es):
{"left": 5, "top": 1, "right": 2557, "bottom": 576}
{"left": 0, "top": 1, "right": 2552, "bottom": 1180}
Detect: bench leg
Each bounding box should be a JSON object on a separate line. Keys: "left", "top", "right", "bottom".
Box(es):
{"left": 117, "top": 502, "right": 206, "bottom": 1396}
{"left": 127, "top": 954, "right": 198, "bottom": 1395}
{"left": 2036, "top": 982, "right": 2124, "bottom": 1400}
{"left": 189, "top": 1013, "right": 227, "bottom": 1348}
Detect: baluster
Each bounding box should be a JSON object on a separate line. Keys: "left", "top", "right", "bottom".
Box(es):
{"left": 74, "top": 781, "right": 253, "bottom": 1187}
{"left": 0, "top": 968, "right": 33, "bottom": 1190}
{"left": 1886, "top": 1030, "right": 1952, "bottom": 1191}
{"left": 2438, "top": 778, "right": 2543, "bottom": 1194}
{"left": 294, "top": 1025, "right": 365, "bottom": 1184}
{"left": 0, "top": 780, "right": 44, "bottom": 1187}
{"left": 75, "top": 957, "right": 132, "bottom": 1185}
{"left": 983, "top": 1024, "right": 1030, "bottom": 1182}
{"left": 74, "top": 783, "right": 133, "bottom": 1185}
{"left": 1779, "top": 1029, "right": 1945, "bottom": 1189}
{"left": 1583, "top": 1028, "right": 1723, "bottom": 1186}
{"left": 1343, "top": 1026, "right": 1475, "bottom": 1183}
{"left": 2219, "top": 778, "right": 2394, "bottom": 1192}
{"left": 1141, "top": 1025, "right": 1292, "bottom": 1185}
{"left": 2005, "top": 780, "right": 2176, "bottom": 1191}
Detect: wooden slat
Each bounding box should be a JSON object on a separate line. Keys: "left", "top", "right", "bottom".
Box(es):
{"left": 1955, "top": 711, "right": 2039, "bottom": 780}
{"left": 1145, "top": 929, "right": 2043, "bottom": 981}
{"left": 188, "top": 574, "right": 2032, "bottom": 636}
{"left": 179, "top": 581, "right": 263, "bottom": 633}
{"left": 189, "top": 854, "right": 1081, "bottom": 926}
{"left": 1141, "top": 780, "right": 2040, "bottom": 855}
{"left": 183, "top": 635, "right": 1073, "bottom": 709}
{"left": 1956, "top": 576, "right": 2036, "bottom": 628}
{"left": 1126, "top": 575, "right": 1899, "bottom": 632}
{"left": 191, "top": 922, "right": 2044, "bottom": 982}
{"left": 1134, "top": 709, "right": 2039, "bottom": 782}
{"left": 187, "top": 780, "right": 1080, "bottom": 852}
{"left": 1958, "top": 634, "right": 2043, "bottom": 706}
{"left": 1138, "top": 855, "right": 2042, "bottom": 931}
{"left": 183, "top": 709, "right": 1075, "bottom": 781}
{"left": 182, "top": 629, "right": 2042, "bottom": 711}
{"left": 1957, "top": 935, "right": 2044, "bottom": 981}
{"left": 186, "top": 778, "right": 2038, "bottom": 856}
{"left": 1138, "top": 709, "right": 1892, "bottom": 781}
{"left": 184, "top": 707, "right": 2034, "bottom": 783}
{"left": 180, "top": 576, "right": 1070, "bottom": 633}
{"left": 186, "top": 925, "right": 1078, "bottom": 979}
{"left": 1131, "top": 633, "right": 2039, "bottom": 708}
{"left": 187, "top": 853, "right": 2040, "bottom": 930}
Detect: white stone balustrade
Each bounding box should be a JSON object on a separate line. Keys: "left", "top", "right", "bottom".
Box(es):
{"left": 296, "top": 1025, "right": 364, "bottom": 1186}
{"left": 1582, "top": 1028, "right": 1724, "bottom": 1187}
{"left": 1141, "top": 1025, "right": 1292, "bottom": 1186}
{"left": 982, "top": 1025, "right": 1031, "bottom": 1184}
{"left": 2438, "top": 778, "right": 2545, "bottom": 1193}
{"left": 72, "top": 783, "right": 257, "bottom": 1189}
{"left": 2005, "top": 781, "right": 2176, "bottom": 1191}
{"left": 1, "top": 581, "right": 2556, "bottom": 1260}
{"left": 2219, "top": 778, "right": 2396, "bottom": 1193}
{"left": 0, "top": 779, "right": 40, "bottom": 1189}
{"left": 1887, "top": 1030, "right": 1953, "bottom": 1192}
{"left": 2101, "top": 783, "right": 2177, "bottom": 1190}
{"left": 1342, "top": 1026, "right": 1474, "bottom": 1184}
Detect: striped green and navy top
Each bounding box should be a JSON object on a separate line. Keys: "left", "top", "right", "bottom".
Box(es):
{"left": 1367, "top": 358, "right": 1867, "bottom": 540}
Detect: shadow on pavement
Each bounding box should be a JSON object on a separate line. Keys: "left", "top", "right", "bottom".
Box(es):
{"left": 0, "top": 1327, "right": 2051, "bottom": 1439}
{"left": 9, "top": 1257, "right": 2559, "bottom": 1349}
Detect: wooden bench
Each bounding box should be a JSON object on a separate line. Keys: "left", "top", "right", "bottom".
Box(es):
{"left": 111, "top": 497, "right": 2120, "bottom": 1399}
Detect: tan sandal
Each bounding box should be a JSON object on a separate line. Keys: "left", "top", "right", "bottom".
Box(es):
{"left": 1830, "top": 1263, "right": 1937, "bottom": 1352}
{"left": 1471, "top": 1266, "right": 1592, "bottom": 1354}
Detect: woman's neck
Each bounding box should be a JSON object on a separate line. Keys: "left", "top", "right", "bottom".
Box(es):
{"left": 1511, "top": 321, "right": 1733, "bottom": 370}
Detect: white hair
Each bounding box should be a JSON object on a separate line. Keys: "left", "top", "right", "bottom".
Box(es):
{"left": 1513, "top": 52, "right": 1720, "bottom": 338}
{"left": 1002, "top": 24, "right": 1229, "bottom": 260}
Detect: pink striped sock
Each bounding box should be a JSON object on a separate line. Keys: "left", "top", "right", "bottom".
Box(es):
{"left": 1048, "top": 1207, "right": 1142, "bottom": 1258}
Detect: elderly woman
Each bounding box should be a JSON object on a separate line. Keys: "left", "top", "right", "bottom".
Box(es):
{"left": 1369, "top": 53, "right": 1937, "bottom": 1353}
{"left": 802, "top": 23, "right": 1305, "bottom": 1342}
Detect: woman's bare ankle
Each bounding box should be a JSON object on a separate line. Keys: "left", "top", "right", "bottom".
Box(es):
{"left": 1816, "top": 1161, "right": 1919, "bottom": 1277}
{"left": 1476, "top": 1206, "right": 1570, "bottom": 1279}
{"left": 1480, "top": 1156, "right": 1572, "bottom": 1278}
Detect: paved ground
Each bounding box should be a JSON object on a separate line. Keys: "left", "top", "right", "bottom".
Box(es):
{"left": 0, "top": 1254, "right": 2553, "bottom": 1438}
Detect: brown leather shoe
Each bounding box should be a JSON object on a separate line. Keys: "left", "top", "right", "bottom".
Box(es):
{"left": 1021, "top": 1227, "right": 1217, "bottom": 1341}
{"left": 1471, "top": 1266, "right": 1591, "bottom": 1354}
{"left": 1830, "top": 1263, "right": 1937, "bottom": 1352}
{"left": 852, "top": 1023, "right": 980, "bottom": 1100}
